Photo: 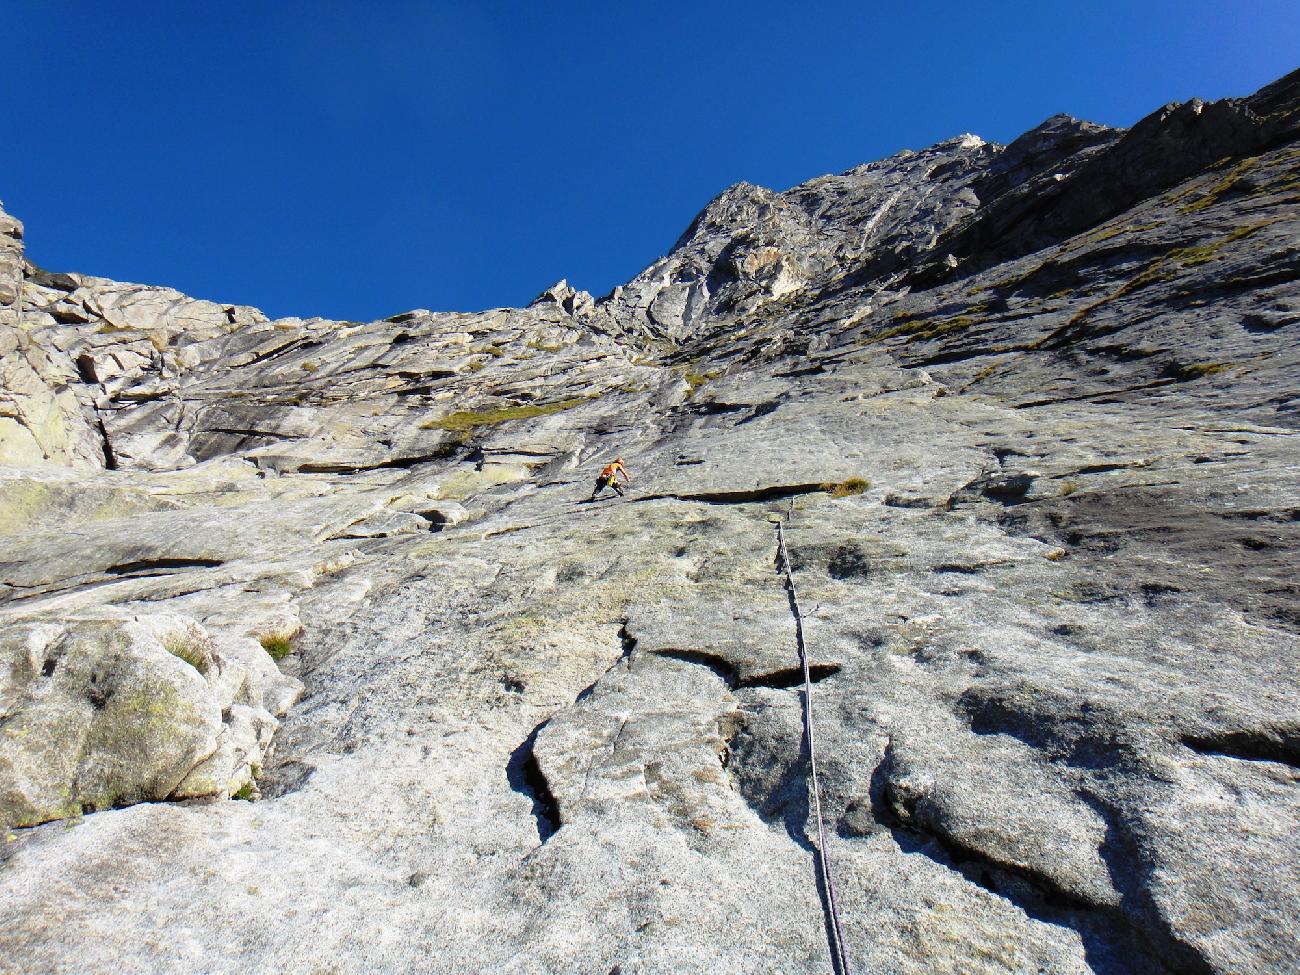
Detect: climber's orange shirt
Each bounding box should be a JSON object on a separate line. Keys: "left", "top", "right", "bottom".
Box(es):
{"left": 599, "top": 461, "right": 629, "bottom": 482}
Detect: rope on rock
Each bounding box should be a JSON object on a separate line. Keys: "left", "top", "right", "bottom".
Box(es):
{"left": 775, "top": 501, "right": 851, "bottom": 975}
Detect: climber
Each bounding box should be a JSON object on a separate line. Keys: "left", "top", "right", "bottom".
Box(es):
{"left": 590, "top": 456, "right": 631, "bottom": 499}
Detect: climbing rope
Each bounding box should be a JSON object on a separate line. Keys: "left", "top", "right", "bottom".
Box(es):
{"left": 775, "top": 501, "right": 851, "bottom": 975}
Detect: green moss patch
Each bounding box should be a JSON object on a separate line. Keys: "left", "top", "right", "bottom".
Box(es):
{"left": 419, "top": 397, "right": 589, "bottom": 433}
{"left": 679, "top": 368, "right": 722, "bottom": 396}
{"left": 1171, "top": 361, "right": 1233, "bottom": 381}
{"left": 1169, "top": 220, "right": 1275, "bottom": 268}
{"left": 526, "top": 338, "right": 564, "bottom": 353}
{"left": 869, "top": 312, "right": 981, "bottom": 344}
{"left": 990, "top": 264, "right": 1044, "bottom": 292}
{"left": 1055, "top": 219, "right": 1278, "bottom": 336}
{"left": 1074, "top": 220, "right": 1162, "bottom": 247}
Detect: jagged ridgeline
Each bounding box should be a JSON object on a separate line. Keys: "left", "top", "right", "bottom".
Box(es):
{"left": 1, "top": 68, "right": 1297, "bottom": 975}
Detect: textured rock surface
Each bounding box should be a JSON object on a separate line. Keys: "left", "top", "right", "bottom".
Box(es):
{"left": 0, "top": 207, "right": 105, "bottom": 468}
{"left": 0, "top": 614, "right": 301, "bottom": 826}
{"left": 0, "top": 70, "right": 1298, "bottom": 974}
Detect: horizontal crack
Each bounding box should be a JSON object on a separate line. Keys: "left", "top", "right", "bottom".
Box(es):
{"left": 652, "top": 648, "right": 839, "bottom": 691}
{"left": 636, "top": 482, "right": 832, "bottom": 505}
{"left": 653, "top": 648, "right": 737, "bottom": 686}
{"left": 1013, "top": 378, "right": 1179, "bottom": 409}
{"left": 233, "top": 336, "right": 308, "bottom": 369}
{"left": 200, "top": 426, "right": 302, "bottom": 440}
{"left": 738, "top": 664, "right": 841, "bottom": 690}
{"left": 1181, "top": 727, "right": 1300, "bottom": 769}
{"left": 106, "top": 557, "right": 225, "bottom": 576}
{"left": 297, "top": 452, "right": 451, "bottom": 474}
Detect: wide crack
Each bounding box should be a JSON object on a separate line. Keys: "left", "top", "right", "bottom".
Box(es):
{"left": 505, "top": 721, "right": 560, "bottom": 843}
{"left": 506, "top": 621, "right": 639, "bottom": 844}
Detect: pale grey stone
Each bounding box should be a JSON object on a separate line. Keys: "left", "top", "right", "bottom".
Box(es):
{"left": 0, "top": 68, "right": 1298, "bottom": 975}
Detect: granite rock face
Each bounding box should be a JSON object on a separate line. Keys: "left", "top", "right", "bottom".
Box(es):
{"left": 0, "top": 614, "right": 301, "bottom": 826}
{"left": 0, "top": 210, "right": 105, "bottom": 469}
{"left": 1, "top": 70, "right": 1298, "bottom": 975}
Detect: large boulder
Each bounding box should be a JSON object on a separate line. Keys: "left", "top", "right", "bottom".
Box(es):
{"left": 0, "top": 613, "right": 301, "bottom": 828}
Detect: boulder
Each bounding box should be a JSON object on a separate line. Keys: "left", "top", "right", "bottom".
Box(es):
{"left": 0, "top": 614, "right": 301, "bottom": 827}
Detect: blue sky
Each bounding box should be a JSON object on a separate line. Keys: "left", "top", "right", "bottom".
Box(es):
{"left": 6, "top": 1, "right": 1298, "bottom": 321}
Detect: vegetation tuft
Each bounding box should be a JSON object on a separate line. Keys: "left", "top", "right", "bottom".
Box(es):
{"left": 867, "top": 304, "right": 986, "bottom": 344}
{"left": 675, "top": 367, "right": 722, "bottom": 396}
{"left": 259, "top": 631, "right": 297, "bottom": 661}
{"left": 1048, "top": 218, "right": 1280, "bottom": 340}
{"left": 822, "top": 477, "right": 870, "bottom": 498}
{"left": 164, "top": 635, "right": 210, "bottom": 674}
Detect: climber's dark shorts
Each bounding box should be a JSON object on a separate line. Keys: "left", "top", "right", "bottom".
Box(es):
{"left": 592, "top": 475, "right": 623, "bottom": 496}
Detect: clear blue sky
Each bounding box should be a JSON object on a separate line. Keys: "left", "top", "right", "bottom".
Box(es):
{"left": 5, "top": 1, "right": 1297, "bottom": 322}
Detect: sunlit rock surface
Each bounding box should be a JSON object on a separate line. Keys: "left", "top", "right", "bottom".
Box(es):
{"left": 1, "top": 68, "right": 1297, "bottom": 975}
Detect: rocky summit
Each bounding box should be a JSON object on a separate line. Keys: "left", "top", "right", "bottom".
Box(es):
{"left": 1, "top": 68, "right": 1298, "bottom": 975}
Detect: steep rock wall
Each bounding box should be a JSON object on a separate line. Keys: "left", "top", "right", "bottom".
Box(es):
{"left": 0, "top": 70, "right": 1297, "bottom": 975}
{"left": 0, "top": 204, "right": 104, "bottom": 467}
